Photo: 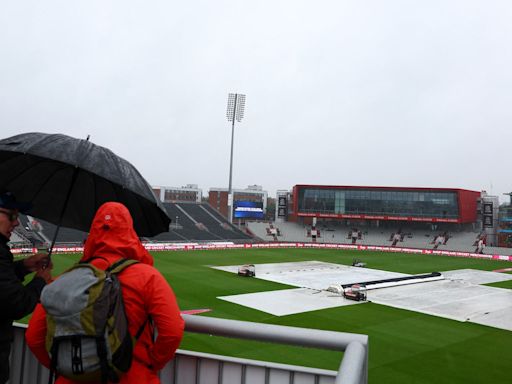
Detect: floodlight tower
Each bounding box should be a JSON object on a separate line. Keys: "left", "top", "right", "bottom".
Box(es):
{"left": 226, "top": 93, "right": 246, "bottom": 223}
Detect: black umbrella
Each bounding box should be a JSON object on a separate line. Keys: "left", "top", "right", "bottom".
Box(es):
{"left": 0, "top": 132, "right": 171, "bottom": 252}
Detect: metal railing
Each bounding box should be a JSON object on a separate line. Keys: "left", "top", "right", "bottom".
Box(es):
{"left": 10, "top": 315, "right": 368, "bottom": 384}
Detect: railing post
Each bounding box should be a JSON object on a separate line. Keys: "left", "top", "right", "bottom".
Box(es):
{"left": 335, "top": 341, "right": 367, "bottom": 384}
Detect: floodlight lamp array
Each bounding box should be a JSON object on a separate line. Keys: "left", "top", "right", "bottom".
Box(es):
{"left": 226, "top": 93, "right": 246, "bottom": 122}
{"left": 235, "top": 94, "right": 245, "bottom": 122}
{"left": 226, "top": 93, "right": 236, "bottom": 121}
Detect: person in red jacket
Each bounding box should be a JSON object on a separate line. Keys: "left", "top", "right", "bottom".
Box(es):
{"left": 26, "top": 202, "right": 184, "bottom": 383}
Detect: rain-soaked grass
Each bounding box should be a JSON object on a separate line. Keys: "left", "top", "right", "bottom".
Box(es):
{"left": 25, "top": 248, "right": 512, "bottom": 384}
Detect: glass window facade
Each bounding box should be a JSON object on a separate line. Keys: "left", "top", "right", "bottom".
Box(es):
{"left": 297, "top": 187, "right": 459, "bottom": 219}
{"left": 498, "top": 204, "right": 512, "bottom": 247}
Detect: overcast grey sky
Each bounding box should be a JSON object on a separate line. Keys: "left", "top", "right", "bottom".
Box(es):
{"left": 1, "top": 1, "right": 511, "bottom": 201}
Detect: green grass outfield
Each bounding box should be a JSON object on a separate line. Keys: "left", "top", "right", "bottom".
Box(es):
{"left": 41, "top": 249, "right": 512, "bottom": 384}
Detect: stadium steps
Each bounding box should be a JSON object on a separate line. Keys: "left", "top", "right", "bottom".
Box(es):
{"left": 34, "top": 219, "right": 87, "bottom": 245}
{"left": 201, "top": 204, "right": 252, "bottom": 240}
{"left": 16, "top": 215, "right": 47, "bottom": 246}
{"left": 163, "top": 203, "right": 217, "bottom": 241}
{"left": 9, "top": 230, "right": 32, "bottom": 247}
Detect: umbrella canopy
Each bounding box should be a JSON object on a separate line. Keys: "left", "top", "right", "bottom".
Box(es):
{"left": 0, "top": 132, "right": 171, "bottom": 237}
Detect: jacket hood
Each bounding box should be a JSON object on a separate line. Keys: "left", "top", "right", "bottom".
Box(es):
{"left": 82, "top": 202, "right": 154, "bottom": 266}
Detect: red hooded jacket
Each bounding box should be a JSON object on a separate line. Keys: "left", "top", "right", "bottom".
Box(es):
{"left": 26, "top": 202, "right": 184, "bottom": 383}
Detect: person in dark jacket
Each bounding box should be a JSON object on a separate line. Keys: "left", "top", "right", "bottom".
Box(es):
{"left": 0, "top": 191, "right": 52, "bottom": 384}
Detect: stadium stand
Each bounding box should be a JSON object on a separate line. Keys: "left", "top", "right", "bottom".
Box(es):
{"left": 201, "top": 204, "right": 254, "bottom": 239}
{"left": 15, "top": 203, "right": 511, "bottom": 255}
{"left": 162, "top": 202, "right": 223, "bottom": 241}
{"left": 35, "top": 219, "right": 88, "bottom": 245}
{"left": 9, "top": 231, "right": 25, "bottom": 243}
{"left": 177, "top": 203, "right": 251, "bottom": 240}
{"left": 12, "top": 202, "right": 253, "bottom": 246}
{"left": 246, "top": 221, "right": 271, "bottom": 241}
{"left": 16, "top": 215, "right": 46, "bottom": 246}
{"left": 249, "top": 221, "right": 326, "bottom": 243}
{"left": 8, "top": 231, "right": 31, "bottom": 247}
{"left": 247, "top": 220, "right": 512, "bottom": 255}
{"left": 248, "top": 222, "right": 327, "bottom": 243}
{"left": 145, "top": 227, "right": 185, "bottom": 242}
{"left": 146, "top": 202, "right": 253, "bottom": 242}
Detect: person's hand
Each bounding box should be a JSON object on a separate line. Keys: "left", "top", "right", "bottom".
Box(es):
{"left": 23, "top": 253, "right": 51, "bottom": 272}
{"left": 35, "top": 267, "right": 53, "bottom": 284}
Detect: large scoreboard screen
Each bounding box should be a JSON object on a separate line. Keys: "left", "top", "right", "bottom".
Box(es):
{"left": 234, "top": 201, "right": 264, "bottom": 219}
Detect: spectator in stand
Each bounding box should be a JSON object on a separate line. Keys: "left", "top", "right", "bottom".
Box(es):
{"left": 475, "top": 238, "right": 483, "bottom": 254}
{"left": 473, "top": 232, "right": 486, "bottom": 247}
{"left": 475, "top": 236, "right": 486, "bottom": 254}
{"left": 433, "top": 234, "right": 444, "bottom": 250}
{"left": 0, "top": 191, "right": 52, "bottom": 384}
{"left": 391, "top": 232, "right": 401, "bottom": 247}
{"left": 351, "top": 229, "right": 358, "bottom": 244}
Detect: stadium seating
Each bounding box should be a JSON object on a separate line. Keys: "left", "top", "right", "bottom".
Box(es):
{"left": 247, "top": 221, "right": 512, "bottom": 255}
{"left": 35, "top": 219, "right": 88, "bottom": 245}
{"left": 12, "top": 202, "right": 253, "bottom": 246}
{"left": 246, "top": 221, "right": 272, "bottom": 241}
{"left": 151, "top": 203, "right": 252, "bottom": 242}
{"left": 9, "top": 231, "right": 30, "bottom": 247}
{"left": 15, "top": 215, "right": 46, "bottom": 246}
{"left": 162, "top": 203, "right": 223, "bottom": 241}
{"left": 177, "top": 203, "right": 251, "bottom": 240}
{"left": 146, "top": 228, "right": 185, "bottom": 242}
{"left": 13, "top": 205, "right": 512, "bottom": 255}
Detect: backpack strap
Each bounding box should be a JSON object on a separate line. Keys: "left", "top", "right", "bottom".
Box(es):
{"left": 48, "top": 341, "right": 60, "bottom": 384}
{"left": 102, "top": 258, "right": 150, "bottom": 341}
{"left": 106, "top": 258, "right": 139, "bottom": 274}
{"left": 79, "top": 256, "right": 109, "bottom": 265}
{"left": 79, "top": 256, "right": 139, "bottom": 273}
{"left": 95, "top": 337, "right": 110, "bottom": 384}
{"left": 105, "top": 258, "right": 149, "bottom": 340}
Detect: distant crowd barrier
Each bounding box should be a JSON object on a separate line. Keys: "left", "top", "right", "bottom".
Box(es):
{"left": 11, "top": 242, "right": 512, "bottom": 262}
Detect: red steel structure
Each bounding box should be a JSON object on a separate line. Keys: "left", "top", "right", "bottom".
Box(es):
{"left": 290, "top": 185, "right": 480, "bottom": 224}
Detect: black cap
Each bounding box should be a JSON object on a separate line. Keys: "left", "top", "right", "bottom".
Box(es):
{"left": 0, "top": 191, "right": 32, "bottom": 213}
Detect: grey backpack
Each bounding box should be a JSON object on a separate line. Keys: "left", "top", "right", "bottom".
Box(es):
{"left": 40, "top": 258, "right": 144, "bottom": 383}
